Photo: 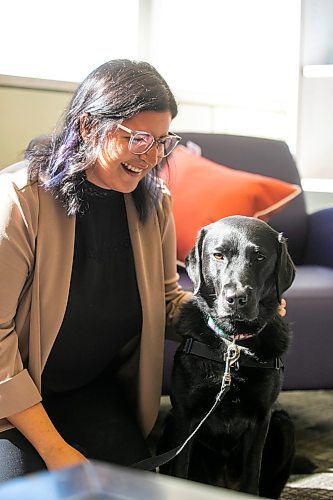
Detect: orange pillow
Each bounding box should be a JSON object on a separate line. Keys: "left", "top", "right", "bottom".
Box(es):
{"left": 160, "top": 146, "right": 301, "bottom": 263}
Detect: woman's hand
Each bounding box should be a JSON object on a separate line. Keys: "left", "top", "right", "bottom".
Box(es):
{"left": 43, "top": 442, "right": 88, "bottom": 471}
{"left": 278, "top": 298, "right": 287, "bottom": 317}
{"left": 8, "top": 403, "right": 88, "bottom": 472}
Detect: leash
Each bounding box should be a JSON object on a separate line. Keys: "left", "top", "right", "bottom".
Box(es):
{"left": 132, "top": 343, "right": 241, "bottom": 471}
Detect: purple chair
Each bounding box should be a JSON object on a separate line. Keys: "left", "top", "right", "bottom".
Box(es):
{"left": 163, "top": 133, "right": 333, "bottom": 392}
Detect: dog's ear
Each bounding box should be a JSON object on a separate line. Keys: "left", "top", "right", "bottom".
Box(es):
{"left": 275, "top": 233, "right": 296, "bottom": 302}
{"left": 185, "top": 227, "right": 207, "bottom": 295}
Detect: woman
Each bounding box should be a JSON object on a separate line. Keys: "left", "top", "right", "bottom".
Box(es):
{"left": 0, "top": 59, "right": 190, "bottom": 481}
{"left": 0, "top": 59, "right": 286, "bottom": 482}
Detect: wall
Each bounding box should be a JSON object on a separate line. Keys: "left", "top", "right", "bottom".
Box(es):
{"left": 1, "top": 81, "right": 333, "bottom": 213}
{"left": 0, "top": 86, "right": 72, "bottom": 169}
{"left": 0, "top": 83, "right": 294, "bottom": 168}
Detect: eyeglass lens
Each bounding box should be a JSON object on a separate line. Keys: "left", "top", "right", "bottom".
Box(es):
{"left": 130, "top": 133, "right": 178, "bottom": 157}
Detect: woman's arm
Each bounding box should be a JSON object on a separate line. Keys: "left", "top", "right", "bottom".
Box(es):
{"left": 0, "top": 176, "right": 43, "bottom": 418}
{"left": 0, "top": 170, "right": 85, "bottom": 470}
{"left": 158, "top": 192, "right": 192, "bottom": 328}
{"left": 8, "top": 403, "right": 87, "bottom": 470}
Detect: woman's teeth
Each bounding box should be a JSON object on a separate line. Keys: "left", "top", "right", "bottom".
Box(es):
{"left": 122, "top": 162, "right": 141, "bottom": 173}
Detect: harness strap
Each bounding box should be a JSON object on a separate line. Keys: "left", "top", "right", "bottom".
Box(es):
{"left": 182, "top": 337, "right": 283, "bottom": 370}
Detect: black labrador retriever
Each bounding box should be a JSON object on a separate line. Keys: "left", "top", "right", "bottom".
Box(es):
{"left": 159, "top": 216, "right": 296, "bottom": 498}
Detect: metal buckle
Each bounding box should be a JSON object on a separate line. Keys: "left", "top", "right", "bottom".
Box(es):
{"left": 184, "top": 338, "right": 194, "bottom": 354}
{"left": 275, "top": 357, "right": 283, "bottom": 370}
{"left": 222, "top": 344, "right": 241, "bottom": 388}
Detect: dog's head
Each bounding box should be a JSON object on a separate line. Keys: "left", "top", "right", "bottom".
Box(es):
{"left": 185, "top": 216, "right": 295, "bottom": 334}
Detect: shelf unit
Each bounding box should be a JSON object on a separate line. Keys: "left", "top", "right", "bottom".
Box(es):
{"left": 303, "top": 65, "right": 333, "bottom": 78}
{"left": 297, "top": 0, "right": 333, "bottom": 181}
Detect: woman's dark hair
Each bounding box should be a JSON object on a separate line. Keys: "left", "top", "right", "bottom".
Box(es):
{"left": 26, "top": 59, "right": 178, "bottom": 221}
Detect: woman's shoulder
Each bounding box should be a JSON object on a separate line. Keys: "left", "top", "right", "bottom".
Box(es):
{"left": 0, "top": 161, "right": 42, "bottom": 221}
{"left": 0, "top": 160, "right": 37, "bottom": 191}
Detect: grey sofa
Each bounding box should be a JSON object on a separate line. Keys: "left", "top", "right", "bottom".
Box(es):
{"left": 163, "top": 133, "right": 333, "bottom": 392}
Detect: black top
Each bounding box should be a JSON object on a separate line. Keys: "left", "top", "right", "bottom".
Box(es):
{"left": 42, "top": 180, "right": 142, "bottom": 394}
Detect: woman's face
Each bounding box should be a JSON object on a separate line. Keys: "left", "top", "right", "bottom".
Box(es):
{"left": 86, "top": 110, "right": 172, "bottom": 192}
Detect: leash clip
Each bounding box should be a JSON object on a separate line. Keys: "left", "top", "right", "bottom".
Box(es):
{"left": 222, "top": 344, "right": 241, "bottom": 388}
{"left": 223, "top": 344, "right": 241, "bottom": 366}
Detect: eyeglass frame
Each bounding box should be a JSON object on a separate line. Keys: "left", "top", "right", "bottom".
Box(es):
{"left": 117, "top": 124, "right": 181, "bottom": 158}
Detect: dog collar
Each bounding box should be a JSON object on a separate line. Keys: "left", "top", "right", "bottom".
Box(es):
{"left": 207, "top": 315, "right": 255, "bottom": 341}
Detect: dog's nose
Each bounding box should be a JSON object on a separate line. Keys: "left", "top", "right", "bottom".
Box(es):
{"left": 224, "top": 287, "right": 248, "bottom": 307}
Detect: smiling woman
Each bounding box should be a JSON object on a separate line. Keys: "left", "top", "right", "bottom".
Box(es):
{"left": 0, "top": 58, "right": 191, "bottom": 482}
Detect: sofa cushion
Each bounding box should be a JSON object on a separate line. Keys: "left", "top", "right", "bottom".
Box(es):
{"left": 280, "top": 265, "right": 333, "bottom": 390}
{"left": 161, "top": 146, "right": 301, "bottom": 262}
{"left": 175, "top": 133, "right": 308, "bottom": 264}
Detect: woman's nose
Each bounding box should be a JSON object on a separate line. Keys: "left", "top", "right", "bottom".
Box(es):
{"left": 140, "top": 143, "right": 161, "bottom": 166}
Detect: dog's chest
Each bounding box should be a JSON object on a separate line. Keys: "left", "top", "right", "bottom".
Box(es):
{"left": 173, "top": 353, "right": 280, "bottom": 419}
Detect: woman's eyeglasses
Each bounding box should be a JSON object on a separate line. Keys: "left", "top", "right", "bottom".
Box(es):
{"left": 117, "top": 124, "right": 181, "bottom": 158}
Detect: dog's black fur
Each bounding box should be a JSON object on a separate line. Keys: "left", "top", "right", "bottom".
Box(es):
{"left": 159, "top": 216, "right": 296, "bottom": 498}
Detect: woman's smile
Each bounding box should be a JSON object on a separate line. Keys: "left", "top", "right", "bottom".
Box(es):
{"left": 121, "top": 162, "right": 148, "bottom": 175}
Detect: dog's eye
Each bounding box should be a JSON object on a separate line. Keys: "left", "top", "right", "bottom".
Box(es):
{"left": 213, "top": 253, "right": 224, "bottom": 261}
{"left": 256, "top": 253, "right": 266, "bottom": 262}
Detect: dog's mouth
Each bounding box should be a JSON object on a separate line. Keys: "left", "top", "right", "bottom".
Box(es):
{"left": 210, "top": 311, "right": 265, "bottom": 337}
{"left": 208, "top": 296, "right": 272, "bottom": 339}
{"left": 229, "top": 311, "right": 256, "bottom": 320}
{"left": 206, "top": 313, "right": 264, "bottom": 342}
{"left": 220, "top": 310, "right": 259, "bottom": 324}
{"left": 233, "top": 318, "right": 262, "bottom": 334}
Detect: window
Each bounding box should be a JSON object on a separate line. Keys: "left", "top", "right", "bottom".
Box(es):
{"left": 1, "top": 0, "right": 302, "bottom": 150}
{"left": 150, "top": 0, "right": 301, "bottom": 149}
{"left": 1, "top": 0, "right": 139, "bottom": 82}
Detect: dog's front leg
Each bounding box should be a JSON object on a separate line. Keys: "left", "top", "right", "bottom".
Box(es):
{"left": 239, "top": 413, "right": 271, "bottom": 495}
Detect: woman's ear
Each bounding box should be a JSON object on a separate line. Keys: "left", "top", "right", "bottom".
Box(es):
{"left": 79, "top": 113, "right": 92, "bottom": 143}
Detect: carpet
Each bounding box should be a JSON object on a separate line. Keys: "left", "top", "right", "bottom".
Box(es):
{"left": 155, "top": 390, "right": 333, "bottom": 498}
{"left": 279, "top": 390, "right": 333, "bottom": 499}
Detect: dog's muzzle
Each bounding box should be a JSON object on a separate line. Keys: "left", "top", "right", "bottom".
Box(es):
{"left": 218, "top": 284, "right": 257, "bottom": 320}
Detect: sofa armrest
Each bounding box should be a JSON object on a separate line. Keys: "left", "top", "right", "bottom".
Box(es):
{"left": 304, "top": 207, "right": 333, "bottom": 267}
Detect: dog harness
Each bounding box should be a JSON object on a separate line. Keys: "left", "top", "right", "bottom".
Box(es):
{"left": 181, "top": 337, "right": 284, "bottom": 370}
{"left": 132, "top": 333, "right": 283, "bottom": 471}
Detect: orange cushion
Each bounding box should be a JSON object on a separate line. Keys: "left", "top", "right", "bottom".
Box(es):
{"left": 160, "top": 146, "right": 301, "bottom": 262}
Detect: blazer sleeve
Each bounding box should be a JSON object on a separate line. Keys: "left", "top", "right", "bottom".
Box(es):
{"left": 0, "top": 170, "right": 42, "bottom": 420}
{"left": 157, "top": 185, "right": 192, "bottom": 335}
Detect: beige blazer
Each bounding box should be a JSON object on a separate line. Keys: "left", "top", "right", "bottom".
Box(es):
{"left": 0, "top": 162, "right": 190, "bottom": 436}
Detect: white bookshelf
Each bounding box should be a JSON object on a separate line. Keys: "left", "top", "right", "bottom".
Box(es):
{"left": 297, "top": 0, "right": 333, "bottom": 181}
{"left": 303, "top": 65, "right": 333, "bottom": 78}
